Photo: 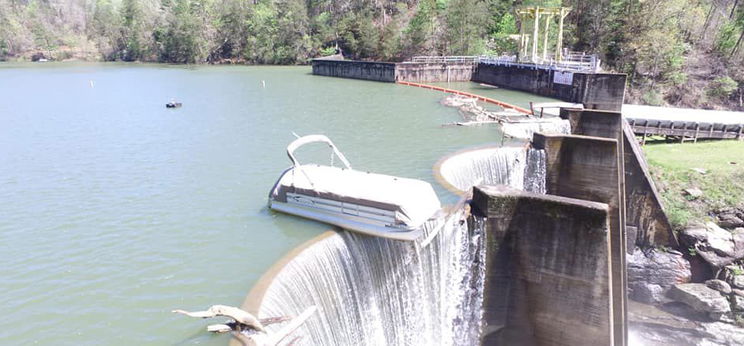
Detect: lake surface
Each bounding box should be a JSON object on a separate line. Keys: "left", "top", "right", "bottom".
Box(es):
{"left": 0, "top": 63, "right": 546, "bottom": 345}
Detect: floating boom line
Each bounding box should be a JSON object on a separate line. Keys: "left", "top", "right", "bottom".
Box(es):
{"left": 396, "top": 81, "right": 532, "bottom": 115}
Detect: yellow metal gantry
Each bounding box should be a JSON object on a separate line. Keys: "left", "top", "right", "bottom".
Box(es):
{"left": 516, "top": 6, "right": 571, "bottom": 63}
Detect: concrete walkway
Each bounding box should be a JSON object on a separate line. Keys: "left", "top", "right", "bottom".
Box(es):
{"left": 623, "top": 104, "right": 744, "bottom": 125}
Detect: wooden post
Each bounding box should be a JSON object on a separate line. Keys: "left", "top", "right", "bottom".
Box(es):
{"left": 519, "top": 13, "right": 526, "bottom": 61}
{"left": 694, "top": 123, "right": 700, "bottom": 143}
{"left": 543, "top": 15, "right": 553, "bottom": 61}
{"left": 738, "top": 124, "right": 743, "bottom": 140}
{"left": 556, "top": 8, "right": 567, "bottom": 61}
{"left": 709, "top": 124, "right": 714, "bottom": 138}
{"left": 532, "top": 7, "right": 540, "bottom": 63}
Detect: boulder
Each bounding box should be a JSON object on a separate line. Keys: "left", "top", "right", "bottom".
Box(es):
{"left": 716, "top": 207, "right": 744, "bottom": 228}
{"left": 667, "top": 283, "right": 730, "bottom": 320}
{"left": 733, "top": 275, "right": 744, "bottom": 289}
{"left": 684, "top": 188, "right": 703, "bottom": 199}
{"left": 627, "top": 248, "right": 691, "bottom": 304}
{"left": 733, "top": 288, "right": 744, "bottom": 297}
{"left": 679, "top": 223, "right": 744, "bottom": 268}
{"left": 733, "top": 295, "right": 744, "bottom": 312}
{"left": 705, "top": 279, "right": 732, "bottom": 294}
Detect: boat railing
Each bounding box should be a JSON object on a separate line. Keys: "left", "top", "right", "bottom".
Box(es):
{"left": 286, "top": 134, "right": 352, "bottom": 169}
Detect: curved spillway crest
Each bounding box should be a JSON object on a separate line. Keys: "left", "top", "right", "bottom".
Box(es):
{"left": 435, "top": 146, "right": 547, "bottom": 195}
{"left": 248, "top": 211, "right": 486, "bottom": 345}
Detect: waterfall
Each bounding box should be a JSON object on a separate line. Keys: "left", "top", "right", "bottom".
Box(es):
{"left": 523, "top": 148, "right": 547, "bottom": 194}
{"left": 437, "top": 146, "right": 527, "bottom": 193}
{"left": 501, "top": 117, "right": 570, "bottom": 139}
{"left": 255, "top": 210, "right": 485, "bottom": 345}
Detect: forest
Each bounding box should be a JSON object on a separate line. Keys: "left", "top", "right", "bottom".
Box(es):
{"left": 1, "top": 0, "right": 743, "bottom": 110}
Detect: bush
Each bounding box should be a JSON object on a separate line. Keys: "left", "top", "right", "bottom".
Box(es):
{"left": 318, "top": 46, "right": 336, "bottom": 57}
{"left": 707, "top": 76, "right": 738, "bottom": 99}
{"left": 642, "top": 90, "right": 664, "bottom": 106}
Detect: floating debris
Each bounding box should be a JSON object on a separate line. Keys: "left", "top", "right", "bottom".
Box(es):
{"left": 173, "top": 304, "right": 317, "bottom": 345}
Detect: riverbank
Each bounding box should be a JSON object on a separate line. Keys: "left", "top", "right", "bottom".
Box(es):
{"left": 643, "top": 140, "right": 744, "bottom": 229}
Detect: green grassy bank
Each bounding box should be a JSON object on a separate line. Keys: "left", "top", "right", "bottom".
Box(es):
{"left": 643, "top": 140, "right": 744, "bottom": 229}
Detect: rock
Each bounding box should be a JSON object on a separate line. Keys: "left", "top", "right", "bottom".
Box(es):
{"left": 716, "top": 207, "right": 744, "bottom": 228}
{"left": 629, "top": 299, "right": 744, "bottom": 346}
{"left": 733, "top": 275, "right": 744, "bottom": 289}
{"left": 627, "top": 248, "right": 691, "bottom": 304}
{"left": 733, "top": 295, "right": 744, "bottom": 312}
{"left": 684, "top": 187, "right": 703, "bottom": 198}
{"left": 733, "top": 288, "right": 744, "bottom": 297}
{"left": 705, "top": 279, "right": 732, "bottom": 294}
{"left": 679, "top": 223, "right": 744, "bottom": 268}
{"left": 667, "top": 283, "right": 730, "bottom": 320}
{"left": 691, "top": 167, "right": 708, "bottom": 175}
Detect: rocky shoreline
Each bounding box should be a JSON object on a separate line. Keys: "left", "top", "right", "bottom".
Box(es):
{"left": 629, "top": 221, "right": 744, "bottom": 344}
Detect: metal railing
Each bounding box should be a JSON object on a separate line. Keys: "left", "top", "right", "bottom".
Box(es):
{"left": 405, "top": 53, "right": 601, "bottom": 72}
{"left": 409, "top": 56, "right": 480, "bottom": 64}
{"left": 479, "top": 52, "right": 601, "bottom": 72}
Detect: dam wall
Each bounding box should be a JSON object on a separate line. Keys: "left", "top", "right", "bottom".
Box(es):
{"left": 531, "top": 133, "right": 626, "bottom": 346}
{"left": 311, "top": 59, "right": 397, "bottom": 82}
{"left": 395, "top": 63, "right": 474, "bottom": 82}
{"left": 471, "top": 185, "right": 613, "bottom": 345}
{"left": 561, "top": 108, "right": 676, "bottom": 248}
{"left": 311, "top": 59, "right": 475, "bottom": 83}
{"left": 472, "top": 63, "right": 627, "bottom": 111}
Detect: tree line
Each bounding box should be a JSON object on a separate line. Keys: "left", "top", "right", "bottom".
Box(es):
{"left": 0, "top": 0, "right": 742, "bottom": 109}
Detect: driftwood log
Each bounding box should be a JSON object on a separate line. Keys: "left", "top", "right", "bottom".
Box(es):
{"left": 173, "top": 305, "right": 266, "bottom": 332}
{"left": 173, "top": 304, "right": 317, "bottom": 346}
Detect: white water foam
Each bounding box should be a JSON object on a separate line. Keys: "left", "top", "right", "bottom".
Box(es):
{"left": 256, "top": 210, "right": 485, "bottom": 346}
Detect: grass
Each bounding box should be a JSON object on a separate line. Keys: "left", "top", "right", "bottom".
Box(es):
{"left": 642, "top": 140, "right": 744, "bottom": 229}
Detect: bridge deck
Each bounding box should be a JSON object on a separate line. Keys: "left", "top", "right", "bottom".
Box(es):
{"left": 622, "top": 104, "right": 744, "bottom": 144}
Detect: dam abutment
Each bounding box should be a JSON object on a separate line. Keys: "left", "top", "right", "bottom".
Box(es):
{"left": 471, "top": 185, "right": 613, "bottom": 345}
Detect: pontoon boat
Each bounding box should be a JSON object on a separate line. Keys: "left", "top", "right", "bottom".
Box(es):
{"left": 268, "top": 135, "right": 441, "bottom": 241}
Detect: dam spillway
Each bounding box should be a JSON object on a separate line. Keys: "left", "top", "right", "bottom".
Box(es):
{"left": 244, "top": 142, "right": 553, "bottom": 345}
{"left": 246, "top": 211, "right": 486, "bottom": 345}
{"left": 435, "top": 146, "right": 548, "bottom": 195}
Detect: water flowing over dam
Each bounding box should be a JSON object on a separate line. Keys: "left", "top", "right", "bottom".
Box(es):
{"left": 524, "top": 148, "right": 547, "bottom": 194}
{"left": 251, "top": 211, "right": 486, "bottom": 345}
{"left": 247, "top": 143, "right": 552, "bottom": 345}
{"left": 436, "top": 146, "right": 547, "bottom": 195}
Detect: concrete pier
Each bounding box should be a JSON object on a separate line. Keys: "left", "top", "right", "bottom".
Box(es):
{"left": 561, "top": 108, "right": 676, "bottom": 248}
{"left": 532, "top": 132, "right": 626, "bottom": 346}
{"left": 472, "top": 185, "right": 613, "bottom": 346}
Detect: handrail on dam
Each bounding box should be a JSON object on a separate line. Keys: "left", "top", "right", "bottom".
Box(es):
{"left": 479, "top": 53, "right": 601, "bottom": 72}
{"left": 396, "top": 80, "right": 532, "bottom": 115}
{"left": 409, "top": 56, "right": 480, "bottom": 64}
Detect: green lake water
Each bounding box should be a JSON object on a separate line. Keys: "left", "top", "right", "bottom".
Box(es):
{"left": 0, "top": 63, "right": 546, "bottom": 345}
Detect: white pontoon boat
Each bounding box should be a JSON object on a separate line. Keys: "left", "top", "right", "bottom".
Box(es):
{"left": 268, "top": 135, "right": 441, "bottom": 241}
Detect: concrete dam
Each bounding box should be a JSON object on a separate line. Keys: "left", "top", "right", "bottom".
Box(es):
{"left": 238, "top": 60, "right": 676, "bottom": 345}
{"left": 238, "top": 106, "right": 673, "bottom": 345}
